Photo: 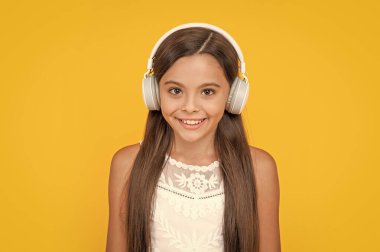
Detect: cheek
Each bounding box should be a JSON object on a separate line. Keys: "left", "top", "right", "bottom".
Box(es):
{"left": 160, "top": 96, "right": 178, "bottom": 114}
{"left": 206, "top": 99, "right": 227, "bottom": 118}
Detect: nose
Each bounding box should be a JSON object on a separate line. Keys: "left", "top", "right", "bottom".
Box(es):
{"left": 182, "top": 94, "right": 199, "bottom": 112}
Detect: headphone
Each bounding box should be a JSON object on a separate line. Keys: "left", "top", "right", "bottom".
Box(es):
{"left": 142, "top": 22, "right": 250, "bottom": 114}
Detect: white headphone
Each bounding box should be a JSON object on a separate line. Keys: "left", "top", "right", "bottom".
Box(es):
{"left": 142, "top": 22, "right": 250, "bottom": 114}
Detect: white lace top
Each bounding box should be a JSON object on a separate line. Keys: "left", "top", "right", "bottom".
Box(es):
{"left": 149, "top": 150, "right": 225, "bottom": 251}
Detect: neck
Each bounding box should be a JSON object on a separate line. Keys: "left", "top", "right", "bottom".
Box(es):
{"left": 169, "top": 133, "right": 218, "bottom": 164}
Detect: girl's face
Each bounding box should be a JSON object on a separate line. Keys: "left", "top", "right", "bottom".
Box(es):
{"left": 159, "top": 53, "right": 231, "bottom": 143}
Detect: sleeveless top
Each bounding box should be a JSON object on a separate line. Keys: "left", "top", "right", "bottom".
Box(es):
{"left": 139, "top": 141, "right": 225, "bottom": 251}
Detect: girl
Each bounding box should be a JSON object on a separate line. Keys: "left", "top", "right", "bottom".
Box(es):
{"left": 106, "top": 23, "right": 281, "bottom": 252}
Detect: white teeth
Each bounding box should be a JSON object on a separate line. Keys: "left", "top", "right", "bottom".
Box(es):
{"left": 180, "top": 119, "right": 204, "bottom": 125}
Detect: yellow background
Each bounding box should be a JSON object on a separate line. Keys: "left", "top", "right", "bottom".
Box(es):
{"left": 1, "top": 0, "right": 379, "bottom": 251}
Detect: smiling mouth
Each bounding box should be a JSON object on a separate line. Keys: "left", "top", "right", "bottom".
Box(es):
{"left": 176, "top": 118, "right": 206, "bottom": 125}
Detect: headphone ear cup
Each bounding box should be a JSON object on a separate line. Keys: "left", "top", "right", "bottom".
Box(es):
{"left": 142, "top": 75, "right": 160, "bottom": 110}
{"left": 225, "top": 77, "right": 249, "bottom": 114}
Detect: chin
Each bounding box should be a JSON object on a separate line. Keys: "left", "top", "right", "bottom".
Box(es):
{"left": 177, "top": 135, "right": 201, "bottom": 143}
{"left": 178, "top": 128, "right": 216, "bottom": 144}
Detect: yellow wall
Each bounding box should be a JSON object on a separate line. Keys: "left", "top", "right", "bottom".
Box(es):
{"left": 1, "top": 0, "right": 379, "bottom": 251}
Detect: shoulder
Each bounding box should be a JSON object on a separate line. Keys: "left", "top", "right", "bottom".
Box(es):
{"left": 111, "top": 143, "right": 140, "bottom": 173}
{"left": 110, "top": 143, "right": 141, "bottom": 178}
{"left": 249, "top": 146, "right": 279, "bottom": 184}
{"left": 107, "top": 142, "right": 141, "bottom": 217}
{"left": 248, "top": 146, "right": 280, "bottom": 211}
{"left": 108, "top": 143, "right": 141, "bottom": 200}
{"left": 249, "top": 146, "right": 281, "bottom": 250}
{"left": 106, "top": 143, "right": 140, "bottom": 251}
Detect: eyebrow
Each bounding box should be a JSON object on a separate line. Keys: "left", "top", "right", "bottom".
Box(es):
{"left": 163, "top": 80, "right": 221, "bottom": 88}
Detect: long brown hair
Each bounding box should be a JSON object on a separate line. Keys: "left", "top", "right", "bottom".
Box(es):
{"left": 124, "top": 27, "right": 259, "bottom": 252}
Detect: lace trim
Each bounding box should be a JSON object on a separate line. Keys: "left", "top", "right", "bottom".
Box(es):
{"left": 157, "top": 184, "right": 224, "bottom": 200}
{"left": 158, "top": 171, "right": 224, "bottom": 197}
{"left": 152, "top": 208, "right": 224, "bottom": 251}
{"left": 165, "top": 154, "right": 219, "bottom": 172}
{"left": 156, "top": 173, "right": 224, "bottom": 220}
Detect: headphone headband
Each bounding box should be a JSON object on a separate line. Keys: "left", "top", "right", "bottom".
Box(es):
{"left": 146, "top": 22, "right": 246, "bottom": 74}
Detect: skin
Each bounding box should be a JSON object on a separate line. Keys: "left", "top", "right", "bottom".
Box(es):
{"left": 106, "top": 53, "right": 281, "bottom": 251}
{"left": 158, "top": 53, "right": 230, "bottom": 164}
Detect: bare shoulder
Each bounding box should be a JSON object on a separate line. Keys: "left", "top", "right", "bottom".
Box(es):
{"left": 248, "top": 145, "right": 280, "bottom": 197}
{"left": 106, "top": 142, "right": 141, "bottom": 251}
{"left": 108, "top": 142, "right": 141, "bottom": 207}
{"left": 249, "top": 146, "right": 278, "bottom": 180}
{"left": 110, "top": 143, "right": 141, "bottom": 178}
{"left": 249, "top": 146, "right": 281, "bottom": 251}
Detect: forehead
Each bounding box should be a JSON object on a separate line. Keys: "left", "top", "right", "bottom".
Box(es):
{"left": 159, "top": 54, "right": 229, "bottom": 88}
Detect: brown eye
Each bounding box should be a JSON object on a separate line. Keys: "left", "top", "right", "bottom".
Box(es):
{"left": 202, "top": 89, "right": 215, "bottom": 96}
{"left": 169, "top": 88, "right": 182, "bottom": 95}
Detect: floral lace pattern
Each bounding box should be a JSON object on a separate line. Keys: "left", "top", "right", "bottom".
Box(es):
{"left": 151, "top": 153, "right": 225, "bottom": 251}
{"left": 152, "top": 208, "right": 224, "bottom": 252}
{"left": 157, "top": 171, "right": 224, "bottom": 220}
{"left": 166, "top": 154, "right": 220, "bottom": 172}
{"left": 175, "top": 171, "right": 219, "bottom": 194}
